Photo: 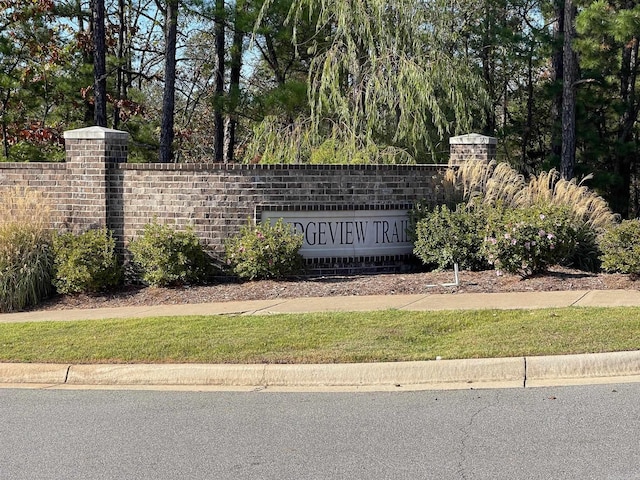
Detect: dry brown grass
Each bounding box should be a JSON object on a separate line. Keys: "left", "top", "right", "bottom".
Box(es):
{"left": 444, "top": 160, "right": 618, "bottom": 233}
{"left": 0, "top": 186, "right": 52, "bottom": 230}
{"left": 0, "top": 187, "right": 53, "bottom": 312}
{"left": 517, "top": 170, "right": 617, "bottom": 232}
{"left": 443, "top": 160, "right": 525, "bottom": 207}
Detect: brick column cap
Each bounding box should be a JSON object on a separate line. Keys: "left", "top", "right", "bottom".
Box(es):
{"left": 449, "top": 133, "right": 497, "bottom": 145}
{"left": 63, "top": 126, "right": 129, "bottom": 141}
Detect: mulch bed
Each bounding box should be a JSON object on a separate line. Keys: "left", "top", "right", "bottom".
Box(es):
{"left": 34, "top": 267, "right": 639, "bottom": 311}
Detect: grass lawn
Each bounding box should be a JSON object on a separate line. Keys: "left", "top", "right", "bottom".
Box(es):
{"left": 1, "top": 307, "right": 640, "bottom": 364}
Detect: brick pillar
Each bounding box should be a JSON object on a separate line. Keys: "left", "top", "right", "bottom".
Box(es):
{"left": 63, "top": 126, "right": 128, "bottom": 232}
{"left": 449, "top": 133, "right": 497, "bottom": 166}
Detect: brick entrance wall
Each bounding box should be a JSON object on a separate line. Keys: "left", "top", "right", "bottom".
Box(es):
{"left": 109, "top": 163, "right": 444, "bottom": 261}
{"left": 0, "top": 128, "right": 496, "bottom": 272}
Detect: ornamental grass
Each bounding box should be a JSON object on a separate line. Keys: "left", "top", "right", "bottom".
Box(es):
{"left": 0, "top": 187, "right": 53, "bottom": 312}
{"left": 443, "top": 160, "right": 617, "bottom": 233}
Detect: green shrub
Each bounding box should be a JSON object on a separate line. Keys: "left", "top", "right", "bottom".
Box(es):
{"left": 129, "top": 221, "right": 213, "bottom": 287}
{"left": 0, "top": 224, "right": 53, "bottom": 312}
{"left": 483, "top": 204, "right": 577, "bottom": 277}
{"left": 600, "top": 219, "right": 640, "bottom": 274}
{"left": 565, "top": 223, "right": 602, "bottom": 273}
{"left": 52, "top": 228, "right": 122, "bottom": 294}
{"left": 413, "top": 204, "right": 490, "bottom": 271}
{"left": 225, "top": 218, "right": 304, "bottom": 280}
{"left": 440, "top": 162, "right": 616, "bottom": 274}
{"left": 407, "top": 199, "right": 431, "bottom": 242}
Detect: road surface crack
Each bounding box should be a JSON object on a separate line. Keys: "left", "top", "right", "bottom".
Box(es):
{"left": 457, "top": 394, "right": 497, "bottom": 480}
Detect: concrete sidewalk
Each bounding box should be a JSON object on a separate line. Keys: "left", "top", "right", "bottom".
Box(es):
{"left": 2, "top": 289, "right": 640, "bottom": 391}
{"left": 3, "top": 288, "right": 640, "bottom": 324}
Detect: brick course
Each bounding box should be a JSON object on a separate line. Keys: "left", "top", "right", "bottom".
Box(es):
{"left": 0, "top": 127, "right": 496, "bottom": 272}
{"left": 449, "top": 133, "right": 497, "bottom": 166}
{"left": 108, "top": 163, "right": 445, "bottom": 258}
{"left": 0, "top": 163, "right": 71, "bottom": 228}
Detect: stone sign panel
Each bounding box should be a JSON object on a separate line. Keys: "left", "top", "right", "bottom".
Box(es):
{"left": 261, "top": 209, "right": 412, "bottom": 258}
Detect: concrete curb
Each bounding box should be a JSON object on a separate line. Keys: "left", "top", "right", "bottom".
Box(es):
{"left": 2, "top": 351, "right": 640, "bottom": 390}
{"left": 526, "top": 351, "right": 640, "bottom": 386}
{"left": 0, "top": 363, "right": 69, "bottom": 384}
{"left": 0, "top": 358, "right": 524, "bottom": 390}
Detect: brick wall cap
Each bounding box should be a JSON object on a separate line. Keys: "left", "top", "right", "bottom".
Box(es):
{"left": 63, "top": 126, "right": 129, "bottom": 141}
{"left": 449, "top": 133, "right": 497, "bottom": 145}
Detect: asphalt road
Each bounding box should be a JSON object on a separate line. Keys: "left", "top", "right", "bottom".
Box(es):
{"left": 2, "top": 384, "right": 639, "bottom": 479}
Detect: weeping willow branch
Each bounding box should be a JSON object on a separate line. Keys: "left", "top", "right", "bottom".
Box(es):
{"left": 254, "top": 0, "right": 488, "bottom": 162}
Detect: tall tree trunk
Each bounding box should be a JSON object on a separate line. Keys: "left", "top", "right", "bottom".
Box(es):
{"left": 91, "top": 0, "right": 107, "bottom": 127}
{"left": 560, "top": 0, "right": 577, "bottom": 180}
{"left": 1, "top": 120, "right": 9, "bottom": 160}
{"left": 480, "top": 0, "right": 496, "bottom": 135}
{"left": 78, "top": 0, "right": 94, "bottom": 123}
{"left": 225, "top": 6, "right": 244, "bottom": 163}
{"left": 612, "top": 27, "right": 639, "bottom": 218}
{"left": 264, "top": 34, "right": 285, "bottom": 85}
{"left": 213, "top": 0, "right": 225, "bottom": 162}
{"left": 159, "top": 0, "right": 178, "bottom": 163}
{"left": 522, "top": 42, "right": 535, "bottom": 169}
{"left": 550, "top": 0, "right": 564, "bottom": 163}
{"left": 1, "top": 88, "right": 10, "bottom": 158}
{"left": 114, "top": 0, "right": 126, "bottom": 129}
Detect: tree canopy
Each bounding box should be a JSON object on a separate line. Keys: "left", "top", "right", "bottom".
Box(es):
{"left": 1, "top": 0, "right": 639, "bottom": 216}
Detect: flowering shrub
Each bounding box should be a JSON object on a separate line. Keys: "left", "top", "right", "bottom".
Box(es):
{"left": 599, "top": 219, "right": 640, "bottom": 274}
{"left": 53, "top": 228, "right": 122, "bottom": 294}
{"left": 129, "top": 220, "right": 213, "bottom": 287}
{"left": 412, "top": 204, "right": 489, "bottom": 271}
{"left": 483, "top": 205, "right": 577, "bottom": 277}
{"left": 225, "top": 219, "right": 304, "bottom": 280}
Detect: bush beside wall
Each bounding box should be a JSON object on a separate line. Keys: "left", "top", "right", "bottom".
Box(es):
{"left": 53, "top": 228, "right": 123, "bottom": 294}
{"left": 225, "top": 218, "right": 304, "bottom": 280}
{"left": 600, "top": 220, "right": 640, "bottom": 274}
{"left": 129, "top": 220, "right": 214, "bottom": 287}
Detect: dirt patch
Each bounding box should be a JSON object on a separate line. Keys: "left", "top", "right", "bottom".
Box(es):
{"left": 34, "top": 267, "right": 639, "bottom": 311}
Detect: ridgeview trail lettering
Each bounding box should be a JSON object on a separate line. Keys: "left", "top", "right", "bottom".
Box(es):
{"left": 289, "top": 219, "right": 409, "bottom": 246}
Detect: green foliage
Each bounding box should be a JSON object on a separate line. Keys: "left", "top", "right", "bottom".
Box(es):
{"left": 129, "top": 221, "right": 213, "bottom": 287}
{"left": 122, "top": 115, "right": 161, "bottom": 163}
{"left": 285, "top": 0, "right": 486, "bottom": 159}
{"left": 483, "top": 205, "right": 577, "bottom": 277}
{"left": 407, "top": 199, "right": 431, "bottom": 242}
{"left": 3, "top": 141, "right": 65, "bottom": 163}
{"left": 309, "top": 139, "right": 354, "bottom": 164}
{"left": 572, "top": 0, "right": 640, "bottom": 216}
{"left": 225, "top": 218, "right": 304, "bottom": 280}
{"left": 250, "top": 80, "right": 309, "bottom": 120}
{"left": 412, "top": 204, "right": 490, "bottom": 271}
{"left": 442, "top": 161, "right": 616, "bottom": 273}
{"left": 600, "top": 220, "right": 640, "bottom": 274}
{"left": 566, "top": 223, "right": 602, "bottom": 273}
{"left": 243, "top": 115, "right": 315, "bottom": 163}
{"left": 52, "top": 229, "right": 122, "bottom": 294}
{"left": 308, "top": 138, "right": 405, "bottom": 165}
{"left": 0, "top": 224, "right": 53, "bottom": 312}
{"left": 243, "top": 116, "right": 413, "bottom": 164}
